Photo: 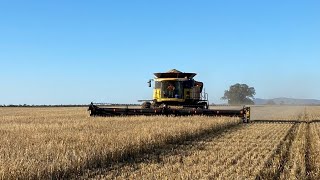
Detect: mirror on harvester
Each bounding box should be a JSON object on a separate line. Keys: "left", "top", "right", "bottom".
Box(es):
{"left": 148, "top": 79, "right": 152, "bottom": 87}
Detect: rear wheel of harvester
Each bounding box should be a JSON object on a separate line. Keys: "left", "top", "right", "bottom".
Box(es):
{"left": 141, "top": 102, "right": 151, "bottom": 109}
{"left": 203, "top": 102, "right": 209, "bottom": 109}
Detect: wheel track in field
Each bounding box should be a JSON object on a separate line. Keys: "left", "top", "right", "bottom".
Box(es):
{"left": 255, "top": 118, "right": 320, "bottom": 179}
{"left": 253, "top": 106, "right": 319, "bottom": 180}
{"left": 79, "top": 120, "right": 320, "bottom": 179}
{"left": 215, "top": 123, "right": 292, "bottom": 179}
{"left": 309, "top": 122, "right": 320, "bottom": 179}
{"left": 255, "top": 123, "right": 298, "bottom": 179}
{"left": 306, "top": 122, "right": 312, "bottom": 180}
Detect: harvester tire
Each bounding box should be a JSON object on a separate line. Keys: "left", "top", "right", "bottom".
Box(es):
{"left": 141, "top": 102, "right": 151, "bottom": 109}
{"left": 197, "top": 102, "right": 209, "bottom": 109}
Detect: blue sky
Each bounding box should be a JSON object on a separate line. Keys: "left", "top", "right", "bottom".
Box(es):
{"left": 0, "top": 0, "right": 319, "bottom": 105}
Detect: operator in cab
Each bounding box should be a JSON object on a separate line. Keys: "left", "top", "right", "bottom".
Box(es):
{"left": 167, "top": 83, "right": 175, "bottom": 98}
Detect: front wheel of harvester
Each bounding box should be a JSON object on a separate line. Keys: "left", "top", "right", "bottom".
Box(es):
{"left": 159, "top": 103, "right": 168, "bottom": 108}
{"left": 141, "top": 102, "right": 151, "bottom": 109}
{"left": 151, "top": 102, "right": 160, "bottom": 109}
{"left": 197, "top": 102, "right": 208, "bottom": 109}
{"left": 203, "top": 102, "right": 209, "bottom": 109}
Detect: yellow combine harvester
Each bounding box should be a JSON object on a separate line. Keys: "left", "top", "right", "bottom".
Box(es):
{"left": 143, "top": 69, "right": 209, "bottom": 109}
{"left": 88, "top": 69, "right": 251, "bottom": 123}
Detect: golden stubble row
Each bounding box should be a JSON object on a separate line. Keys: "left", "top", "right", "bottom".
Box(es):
{"left": 306, "top": 106, "right": 320, "bottom": 120}
{"left": 310, "top": 123, "right": 320, "bottom": 179}
{"left": 0, "top": 107, "right": 240, "bottom": 179}
{"left": 279, "top": 123, "right": 308, "bottom": 179}
{"left": 93, "top": 123, "right": 293, "bottom": 179}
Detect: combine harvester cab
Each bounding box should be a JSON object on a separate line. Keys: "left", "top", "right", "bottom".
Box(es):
{"left": 88, "top": 69, "right": 251, "bottom": 123}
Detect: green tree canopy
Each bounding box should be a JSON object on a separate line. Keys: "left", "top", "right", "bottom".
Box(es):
{"left": 221, "top": 83, "right": 256, "bottom": 105}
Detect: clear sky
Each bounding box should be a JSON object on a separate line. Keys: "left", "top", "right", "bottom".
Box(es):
{"left": 0, "top": 0, "right": 319, "bottom": 105}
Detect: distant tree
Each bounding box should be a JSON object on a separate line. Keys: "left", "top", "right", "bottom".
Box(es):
{"left": 221, "top": 83, "right": 256, "bottom": 105}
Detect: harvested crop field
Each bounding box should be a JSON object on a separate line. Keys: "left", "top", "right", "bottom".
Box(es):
{"left": 1, "top": 106, "right": 320, "bottom": 179}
